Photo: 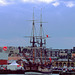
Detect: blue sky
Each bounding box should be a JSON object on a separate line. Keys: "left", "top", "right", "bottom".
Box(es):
{"left": 0, "top": 0, "right": 75, "bottom": 49}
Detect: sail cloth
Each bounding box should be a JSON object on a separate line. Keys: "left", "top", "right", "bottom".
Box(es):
{"left": 9, "top": 61, "right": 19, "bottom": 65}
{"left": 7, "top": 61, "right": 24, "bottom": 70}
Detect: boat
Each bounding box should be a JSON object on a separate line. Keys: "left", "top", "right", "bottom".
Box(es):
{"left": 23, "top": 8, "right": 52, "bottom": 74}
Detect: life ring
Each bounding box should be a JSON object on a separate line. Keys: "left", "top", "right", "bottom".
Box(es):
{"left": 3, "top": 46, "right": 7, "bottom": 51}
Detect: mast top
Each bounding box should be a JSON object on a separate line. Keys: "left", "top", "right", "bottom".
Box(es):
{"left": 33, "top": 7, "right": 34, "bottom": 21}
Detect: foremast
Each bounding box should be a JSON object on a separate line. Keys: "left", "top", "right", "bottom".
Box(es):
{"left": 30, "top": 8, "right": 37, "bottom": 63}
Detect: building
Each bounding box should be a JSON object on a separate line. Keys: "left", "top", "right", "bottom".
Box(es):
{"left": 53, "top": 59, "right": 75, "bottom": 67}
{"left": 72, "top": 53, "right": 75, "bottom": 61}
{"left": 0, "top": 47, "right": 8, "bottom": 65}
{"left": 49, "top": 49, "right": 59, "bottom": 60}
{"left": 59, "top": 50, "right": 67, "bottom": 59}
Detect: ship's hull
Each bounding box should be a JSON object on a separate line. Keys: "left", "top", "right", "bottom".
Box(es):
{"left": 0, "top": 70, "right": 25, "bottom": 74}
{"left": 52, "top": 70, "right": 61, "bottom": 74}
{"left": 25, "top": 70, "right": 52, "bottom": 74}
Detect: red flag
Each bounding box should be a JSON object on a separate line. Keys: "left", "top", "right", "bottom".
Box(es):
{"left": 49, "top": 57, "right": 52, "bottom": 62}
{"left": 3, "top": 46, "right": 7, "bottom": 51}
{"left": 17, "top": 65, "right": 21, "bottom": 67}
{"left": 46, "top": 35, "right": 48, "bottom": 37}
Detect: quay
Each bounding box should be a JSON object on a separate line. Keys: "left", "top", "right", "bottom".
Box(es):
{"left": 60, "top": 71, "right": 75, "bottom": 75}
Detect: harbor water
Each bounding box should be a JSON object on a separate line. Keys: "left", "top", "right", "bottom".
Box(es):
{"left": 0, "top": 73, "right": 59, "bottom": 75}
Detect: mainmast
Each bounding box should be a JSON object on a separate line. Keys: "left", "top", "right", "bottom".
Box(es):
{"left": 40, "top": 8, "right": 43, "bottom": 47}
{"left": 40, "top": 8, "right": 43, "bottom": 64}
{"left": 39, "top": 8, "right": 46, "bottom": 64}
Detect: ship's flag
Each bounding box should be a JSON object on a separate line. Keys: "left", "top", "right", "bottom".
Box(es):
{"left": 17, "top": 65, "right": 21, "bottom": 67}
{"left": 3, "top": 46, "right": 7, "bottom": 51}
{"left": 46, "top": 35, "right": 48, "bottom": 37}
{"left": 49, "top": 57, "right": 52, "bottom": 62}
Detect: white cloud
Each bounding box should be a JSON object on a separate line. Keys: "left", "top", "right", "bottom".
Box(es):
{"left": 65, "top": 1, "right": 75, "bottom": 8}
{"left": 38, "top": 0, "right": 56, "bottom": 3}
{"left": 22, "top": 0, "right": 35, "bottom": 3}
{"left": 22, "top": 0, "right": 56, "bottom": 3}
{"left": 0, "top": 0, "right": 75, "bottom": 8}
{"left": 21, "top": 0, "right": 75, "bottom": 8}
{"left": 0, "top": 0, "right": 14, "bottom": 6}
{"left": 0, "top": 0, "right": 8, "bottom": 6}
{"left": 52, "top": 2, "right": 60, "bottom": 7}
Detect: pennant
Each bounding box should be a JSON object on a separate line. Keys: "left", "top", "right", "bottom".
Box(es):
{"left": 49, "top": 57, "right": 52, "bottom": 62}
{"left": 46, "top": 35, "right": 48, "bottom": 37}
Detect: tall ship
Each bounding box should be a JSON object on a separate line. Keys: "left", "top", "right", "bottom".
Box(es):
{"left": 23, "top": 8, "right": 52, "bottom": 73}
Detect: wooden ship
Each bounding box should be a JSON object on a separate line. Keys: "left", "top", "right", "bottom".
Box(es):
{"left": 23, "top": 8, "right": 52, "bottom": 74}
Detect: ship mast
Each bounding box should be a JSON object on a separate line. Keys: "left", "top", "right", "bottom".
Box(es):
{"left": 24, "top": 8, "right": 48, "bottom": 64}
{"left": 40, "top": 8, "right": 43, "bottom": 64}
{"left": 30, "top": 8, "right": 37, "bottom": 63}
{"left": 32, "top": 8, "right": 35, "bottom": 64}
{"left": 39, "top": 8, "right": 47, "bottom": 64}
{"left": 32, "top": 8, "right": 35, "bottom": 47}
{"left": 24, "top": 8, "right": 39, "bottom": 64}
